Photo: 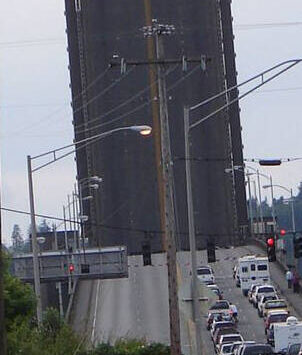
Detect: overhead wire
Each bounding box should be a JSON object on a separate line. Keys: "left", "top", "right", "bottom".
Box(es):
{"left": 72, "top": 65, "right": 172, "bottom": 132}
{"left": 71, "top": 65, "right": 136, "bottom": 116}
{"left": 5, "top": 65, "right": 111, "bottom": 136}
{"left": 1, "top": 206, "right": 235, "bottom": 237}
{"left": 75, "top": 64, "right": 201, "bottom": 135}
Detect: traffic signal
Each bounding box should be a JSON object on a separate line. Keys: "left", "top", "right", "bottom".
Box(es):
{"left": 142, "top": 242, "right": 151, "bottom": 266}
{"left": 294, "top": 235, "right": 302, "bottom": 258}
{"left": 266, "top": 237, "right": 276, "bottom": 262}
{"left": 69, "top": 263, "right": 75, "bottom": 273}
{"left": 259, "top": 159, "right": 282, "bottom": 166}
{"left": 280, "top": 229, "right": 286, "bottom": 236}
{"left": 207, "top": 240, "right": 216, "bottom": 263}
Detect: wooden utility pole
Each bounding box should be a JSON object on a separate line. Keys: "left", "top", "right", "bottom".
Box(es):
{"left": 151, "top": 21, "right": 182, "bottom": 355}
{"left": 110, "top": 22, "right": 205, "bottom": 355}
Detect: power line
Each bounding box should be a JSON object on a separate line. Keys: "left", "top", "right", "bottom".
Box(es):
{"left": 1, "top": 206, "right": 236, "bottom": 238}
{"left": 73, "top": 64, "right": 178, "bottom": 132}
{"left": 71, "top": 66, "right": 136, "bottom": 116}
{"left": 5, "top": 66, "right": 111, "bottom": 136}
{"left": 75, "top": 64, "right": 200, "bottom": 135}
{"left": 235, "top": 21, "right": 302, "bottom": 30}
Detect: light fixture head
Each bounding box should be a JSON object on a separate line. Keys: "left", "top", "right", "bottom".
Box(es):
{"left": 130, "top": 125, "right": 152, "bottom": 136}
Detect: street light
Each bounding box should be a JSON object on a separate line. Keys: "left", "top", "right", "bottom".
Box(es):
{"left": 27, "top": 124, "right": 152, "bottom": 324}
{"left": 263, "top": 184, "right": 296, "bottom": 232}
{"left": 228, "top": 166, "right": 277, "bottom": 236}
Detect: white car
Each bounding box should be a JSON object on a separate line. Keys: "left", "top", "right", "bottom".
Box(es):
{"left": 197, "top": 266, "right": 215, "bottom": 284}
{"left": 251, "top": 285, "right": 276, "bottom": 307}
{"left": 258, "top": 294, "right": 278, "bottom": 317}
{"left": 248, "top": 284, "right": 261, "bottom": 303}
{"left": 216, "top": 334, "right": 244, "bottom": 353}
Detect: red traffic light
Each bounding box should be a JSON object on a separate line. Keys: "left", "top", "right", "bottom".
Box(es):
{"left": 267, "top": 238, "right": 275, "bottom": 247}
{"left": 69, "top": 264, "right": 75, "bottom": 273}
{"left": 280, "top": 229, "right": 286, "bottom": 236}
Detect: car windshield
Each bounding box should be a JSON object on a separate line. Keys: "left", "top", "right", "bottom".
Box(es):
{"left": 215, "top": 322, "right": 234, "bottom": 330}
{"left": 258, "top": 287, "right": 274, "bottom": 293}
{"left": 221, "top": 344, "right": 233, "bottom": 353}
{"left": 266, "top": 301, "right": 286, "bottom": 309}
{"left": 197, "top": 268, "right": 211, "bottom": 275}
{"left": 222, "top": 335, "right": 242, "bottom": 343}
{"left": 211, "top": 301, "right": 229, "bottom": 309}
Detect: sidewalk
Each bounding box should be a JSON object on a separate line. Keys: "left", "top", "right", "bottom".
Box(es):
{"left": 245, "top": 243, "right": 302, "bottom": 318}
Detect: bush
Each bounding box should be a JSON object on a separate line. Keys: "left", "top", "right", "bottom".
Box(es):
{"left": 91, "top": 340, "right": 170, "bottom": 355}
{"left": 7, "top": 308, "right": 85, "bottom": 355}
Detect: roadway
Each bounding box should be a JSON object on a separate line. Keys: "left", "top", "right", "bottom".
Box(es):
{"left": 71, "top": 246, "right": 297, "bottom": 354}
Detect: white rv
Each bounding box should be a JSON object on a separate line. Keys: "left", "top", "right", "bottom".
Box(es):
{"left": 237, "top": 255, "right": 270, "bottom": 296}
{"left": 269, "top": 317, "right": 302, "bottom": 353}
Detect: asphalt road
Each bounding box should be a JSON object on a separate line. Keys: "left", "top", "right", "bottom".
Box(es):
{"left": 71, "top": 246, "right": 293, "bottom": 354}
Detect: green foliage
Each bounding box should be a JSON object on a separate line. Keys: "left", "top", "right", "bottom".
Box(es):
{"left": 3, "top": 252, "right": 35, "bottom": 330}
{"left": 7, "top": 308, "right": 85, "bottom": 355}
{"left": 37, "top": 219, "right": 51, "bottom": 233}
{"left": 91, "top": 340, "right": 170, "bottom": 355}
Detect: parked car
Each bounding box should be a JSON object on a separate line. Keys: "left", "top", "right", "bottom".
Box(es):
{"left": 237, "top": 343, "right": 273, "bottom": 355}
{"left": 197, "top": 266, "right": 215, "bottom": 284}
{"left": 248, "top": 284, "right": 261, "bottom": 303}
{"left": 282, "top": 343, "right": 302, "bottom": 355}
{"left": 230, "top": 342, "right": 255, "bottom": 355}
{"left": 207, "top": 311, "right": 232, "bottom": 330}
{"left": 258, "top": 294, "right": 278, "bottom": 317}
{"left": 213, "top": 327, "right": 239, "bottom": 346}
{"left": 211, "top": 321, "right": 236, "bottom": 338}
{"left": 264, "top": 310, "right": 289, "bottom": 334}
{"left": 262, "top": 299, "right": 289, "bottom": 319}
{"left": 216, "top": 334, "right": 244, "bottom": 353}
{"left": 251, "top": 285, "right": 276, "bottom": 307}
{"left": 208, "top": 284, "right": 224, "bottom": 299}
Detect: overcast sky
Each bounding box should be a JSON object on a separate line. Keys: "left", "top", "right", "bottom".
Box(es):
{"left": 1, "top": 1, "right": 302, "bottom": 244}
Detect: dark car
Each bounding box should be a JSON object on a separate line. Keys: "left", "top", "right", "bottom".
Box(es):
{"left": 207, "top": 312, "right": 232, "bottom": 330}
{"left": 238, "top": 343, "right": 274, "bottom": 355}
{"left": 284, "top": 343, "right": 301, "bottom": 355}
{"left": 213, "top": 327, "right": 239, "bottom": 345}
{"left": 265, "top": 311, "right": 289, "bottom": 334}
{"left": 211, "top": 321, "right": 235, "bottom": 338}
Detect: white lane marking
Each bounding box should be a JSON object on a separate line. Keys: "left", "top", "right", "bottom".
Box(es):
{"left": 91, "top": 280, "right": 101, "bottom": 345}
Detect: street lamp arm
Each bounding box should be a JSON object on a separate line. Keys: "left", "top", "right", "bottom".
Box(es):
{"left": 189, "top": 59, "right": 302, "bottom": 113}
{"left": 189, "top": 59, "right": 302, "bottom": 130}
{"left": 263, "top": 184, "right": 291, "bottom": 194}
{"left": 31, "top": 125, "right": 152, "bottom": 172}
{"left": 272, "top": 184, "right": 291, "bottom": 194}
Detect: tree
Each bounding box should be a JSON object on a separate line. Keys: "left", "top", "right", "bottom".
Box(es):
{"left": 37, "top": 219, "right": 51, "bottom": 233}
{"left": 11, "top": 225, "right": 23, "bottom": 252}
